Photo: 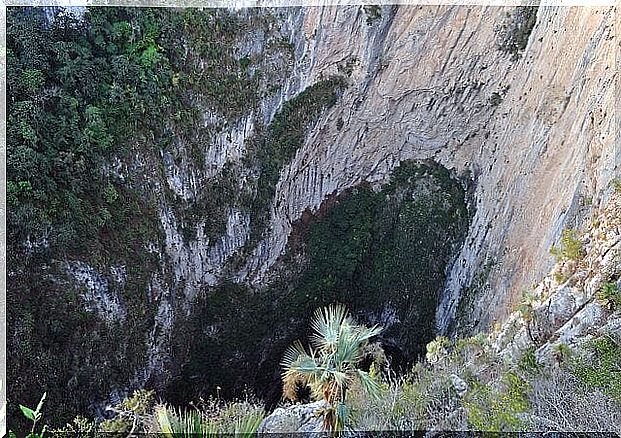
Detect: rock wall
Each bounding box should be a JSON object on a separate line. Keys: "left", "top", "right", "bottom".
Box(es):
{"left": 19, "top": 4, "right": 615, "bottom": 420}
{"left": 239, "top": 4, "right": 617, "bottom": 335}
{"left": 93, "top": 3, "right": 616, "bottom": 403}
{"left": 493, "top": 190, "right": 621, "bottom": 364}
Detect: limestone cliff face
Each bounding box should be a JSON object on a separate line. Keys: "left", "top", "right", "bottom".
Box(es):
{"left": 493, "top": 191, "right": 621, "bottom": 362}
{"left": 44, "top": 4, "right": 616, "bottom": 413}
{"left": 117, "top": 3, "right": 616, "bottom": 399}
{"left": 239, "top": 4, "right": 616, "bottom": 335}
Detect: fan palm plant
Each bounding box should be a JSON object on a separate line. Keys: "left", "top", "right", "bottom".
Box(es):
{"left": 281, "top": 304, "right": 383, "bottom": 434}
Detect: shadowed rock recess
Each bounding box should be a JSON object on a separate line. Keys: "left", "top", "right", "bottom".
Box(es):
{"left": 7, "top": 3, "right": 614, "bottom": 429}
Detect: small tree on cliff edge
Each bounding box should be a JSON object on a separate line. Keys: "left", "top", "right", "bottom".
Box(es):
{"left": 280, "top": 304, "right": 383, "bottom": 434}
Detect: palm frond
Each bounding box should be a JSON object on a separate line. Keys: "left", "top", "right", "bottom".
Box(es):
{"left": 332, "top": 370, "right": 351, "bottom": 392}
{"left": 334, "top": 326, "right": 366, "bottom": 365}
{"left": 281, "top": 340, "right": 313, "bottom": 370}
{"left": 310, "top": 304, "right": 350, "bottom": 351}
{"left": 282, "top": 341, "right": 324, "bottom": 401}
{"left": 284, "top": 356, "right": 323, "bottom": 376}
{"left": 355, "top": 369, "right": 382, "bottom": 400}
{"left": 280, "top": 303, "right": 383, "bottom": 421}
{"left": 353, "top": 324, "right": 383, "bottom": 343}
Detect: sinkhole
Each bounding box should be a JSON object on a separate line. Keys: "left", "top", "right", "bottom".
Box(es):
{"left": 164, "top": 159, "right": 472, "bottom": 409}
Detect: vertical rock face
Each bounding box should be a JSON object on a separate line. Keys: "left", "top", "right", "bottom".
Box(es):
{"left": 66, "top": 262, "right": 127, "bottom": 324}
{"left": 12, "top": 5, "right": 615, "bottom": 422}
{"left": 242, "top": 5, "right": 616, "bottom": 335}
{"left": 86, "top": 3, "right": 615, "bottom": 399}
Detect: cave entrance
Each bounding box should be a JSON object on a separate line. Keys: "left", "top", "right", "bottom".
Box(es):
{"left": 166, "top": 159, "right": 471, "bottom": 410}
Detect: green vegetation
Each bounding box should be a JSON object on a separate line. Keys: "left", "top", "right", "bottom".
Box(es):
{"left": 6, "top": 6, "right": 287, "bottom": 431}
{"left": 243, "top": 76, "right": 347, "bottom": 245}
{"left": 611, "top": 178, "right": 621, "bottom": 193}
{"left": 464, "top": 372, "right": 529, "bottom": 432}
{"left": 597, "top": 281, "right": 621, "bottom": 309}
{"left": 363, "top": 5, "right": 382, "bottom": 25}
{"left": 489, "top": 92, "right": 503, "bottom": 106}
{"left": 570, "top": 334, "right": 621, "bottom": 402}
{"left": 10, "top": 313, "right": 621, "bottom": 434}
{"left": 169, "top": 160, "right": 469, "bottom": 408}
{"left": 516, "top": 289, "right": 537, "bottom": 322}
{"left": 425, "top": 336, "right": 450, "bottom": 364}
{"left": 281, "top": 304, "right": 382, "bottom": 433}
{"left": 154, "top": 402, "right": 264, "bottom": 436}
{"left": 10, "top": 392, "right": 48, "bottom": 438}
{"left": 349, "top": 330, "right": 620, "bottom": 432}
{"left": 553, "top": 343, "right": 572, "bottom": 363}
{"left": 517, "top": 347, "right": 542, "bottom": 375}
{"left": 550, "top": 228, "right": 585, "bottom": 262}
{"left": 44, "top": 389, "right": 265, "bottom": 435}
{"left": 452, "top": 259, "right": 495, "bottom": 335}
{"left": 99, "top": 389, "right": 156, "bottom": 433}
{"left": 496, "top": 6, "right": 539, "bottom": 60}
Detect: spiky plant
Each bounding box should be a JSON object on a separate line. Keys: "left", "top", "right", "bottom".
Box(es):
{"left": 154, "top": 402, "right": 264, "bottom": 437}
{"left": 155, "top": 405, "right": 208, "bottom": 437}
{"left": 281, "top": 304, "right": 383, "bottom": 434}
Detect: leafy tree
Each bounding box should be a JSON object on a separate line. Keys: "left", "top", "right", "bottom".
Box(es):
{"left": 281, "top": 304, "right": 382, "bottom": 433}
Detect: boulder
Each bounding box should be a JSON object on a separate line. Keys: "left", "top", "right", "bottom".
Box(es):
{"left": 449, "top": 374, "right": 468, "bottom": 397}
{"left": 258, "top": 400, "right": 330, "bottom": 435}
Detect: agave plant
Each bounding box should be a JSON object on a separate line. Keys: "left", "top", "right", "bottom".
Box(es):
{"left": 281, "top": 304, "right": 383, "bottom": 433}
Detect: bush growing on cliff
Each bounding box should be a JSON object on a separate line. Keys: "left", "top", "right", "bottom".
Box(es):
{"left": 99, "top": 389, "right": 156, "bottom": 434}
{"left": 363, "top": 5, "right": 382, "bottom": 25}
{"left": 570, "top": 334, "right": 621, "bottom": 402}
{"left": 597, "top": 282, "right": 621, "bottom": 310}
{"left": 496, "top": 6, "right": 538, "bottom": 60}
{"left": 463, "top": 371, "right": 529, "bottom": 432}
{"left": 550, "top": 228, "right": 585, "bottom": 262}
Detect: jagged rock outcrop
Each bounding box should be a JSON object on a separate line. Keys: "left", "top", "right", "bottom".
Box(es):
{"left": 492, "top": 191, "right": 621, "bottom": 365}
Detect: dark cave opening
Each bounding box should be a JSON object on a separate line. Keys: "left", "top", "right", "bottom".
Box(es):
{"left": 164, "top": 159, "right": 471, "bottom": 412}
